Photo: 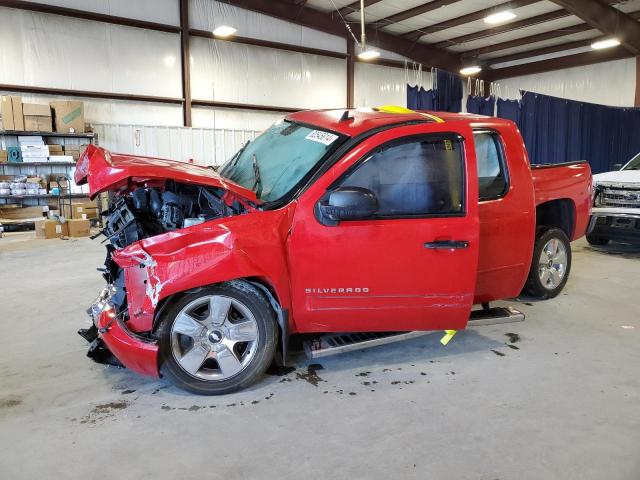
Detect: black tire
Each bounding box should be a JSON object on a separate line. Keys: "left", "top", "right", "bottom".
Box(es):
{"left": 523, "top": 227, "right": 572, "bottom": 299}
{"left": 586, "top": 234, "right": 610, "bottom": 246}
{"left": 157, "top": 280, "right": 277, "bottom": 395}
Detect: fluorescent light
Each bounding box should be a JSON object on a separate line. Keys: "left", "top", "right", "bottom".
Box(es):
{"left": 460, "top": 65, "right": 482, "bottom": 76}
{"left": 163, "top": 55, "right": 176, "bottom": 67}
{"left": 358, "top": 48, "right": 381, "bottom": 60}
{"left": 591, "top": 38, "right": 621, "bottom": 50}
{"left": 213, "top": 25, "right": 237, "bottom": 37}
{"left": 484, "top": 10, "right": 517, "bottom": 25}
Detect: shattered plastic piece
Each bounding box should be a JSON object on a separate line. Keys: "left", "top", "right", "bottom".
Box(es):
{"left": 440, "top": 330, "right": 457, "bottom": 345}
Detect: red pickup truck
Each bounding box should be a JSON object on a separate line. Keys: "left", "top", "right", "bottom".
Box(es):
{"left": 76, "top": 108, "right": 592, "bottom": 394}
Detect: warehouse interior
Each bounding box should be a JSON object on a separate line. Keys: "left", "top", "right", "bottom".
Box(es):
{"left": 1, "top": 1, "right": 639, "bottom": 479}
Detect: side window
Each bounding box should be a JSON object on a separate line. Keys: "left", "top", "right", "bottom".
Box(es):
{"left": 337, "top": 135, "right": 464, "bottom": 217}
{"left": 473, "top": 131, "right": 508, "bottom": 201}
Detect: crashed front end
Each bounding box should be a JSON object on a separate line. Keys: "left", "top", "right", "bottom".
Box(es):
{"left": 76, "top": 145, "right": 259, "bottom": 377}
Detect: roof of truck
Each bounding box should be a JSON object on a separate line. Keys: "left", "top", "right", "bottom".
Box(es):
{"left": 287, "top": 107, "right": 514, "bottom": 137}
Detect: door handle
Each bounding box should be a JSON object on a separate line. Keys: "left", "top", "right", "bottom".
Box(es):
{"left": 424, "top": 240, "right": 469, "bottom": 250}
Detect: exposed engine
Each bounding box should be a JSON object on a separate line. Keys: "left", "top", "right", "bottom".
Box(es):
{"left": 78, "top": 181, "right": 248, "bottom": 365}
{"left": 103, "top": 180, "right": 244, "bottom": 249}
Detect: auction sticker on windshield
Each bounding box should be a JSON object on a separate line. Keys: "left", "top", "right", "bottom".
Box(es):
{"left": 305, "top": 130, "right": 339, "bottom": 146}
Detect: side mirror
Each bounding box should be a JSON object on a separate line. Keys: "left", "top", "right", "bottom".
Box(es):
{"left": 316, "top": 186, "right": 378, "bottom": 226}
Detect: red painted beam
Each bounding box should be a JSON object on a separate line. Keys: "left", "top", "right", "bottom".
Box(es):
{"left": 180, "top": 0, "right": 191, "bottom": 127}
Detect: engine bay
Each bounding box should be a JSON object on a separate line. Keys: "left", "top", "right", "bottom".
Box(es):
{"left": 103, "top": 180, "right": 246, "bottom": 249}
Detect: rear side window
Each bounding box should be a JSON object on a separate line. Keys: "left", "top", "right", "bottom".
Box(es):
{"left": 337, "top": 135, "right": 464, "bottom": 217}
{"left": 474, "top": 131, "right": 508, "bottom": 201}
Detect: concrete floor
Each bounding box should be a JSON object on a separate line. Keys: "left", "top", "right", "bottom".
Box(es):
{"left": 0, "top": 233, "right": 639, "bottom": 480}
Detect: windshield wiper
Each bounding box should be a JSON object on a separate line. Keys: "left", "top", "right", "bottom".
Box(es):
{"left": 251, "top": 153, "right": 263, "bottom": 197}
{"left": 220, "top": 140, "right": 250, "bottom": 176}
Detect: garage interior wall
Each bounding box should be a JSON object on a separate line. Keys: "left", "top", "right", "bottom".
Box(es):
{"left": 2, "top": 1, "right": 639, "bottom": 165}
{"left": 495, "top": 57, "right": 637, "bottom": 108}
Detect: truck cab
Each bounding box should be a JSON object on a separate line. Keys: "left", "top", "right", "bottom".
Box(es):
{"left": 76, "top": 107, "right": 592, "bottom": 394}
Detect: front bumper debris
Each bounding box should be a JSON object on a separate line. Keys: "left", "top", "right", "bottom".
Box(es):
{"left": 79, "top": 286, "right": 160, "bottom": 378}
{"left": 587, "top": 210, "right": 640, "bottom": 243}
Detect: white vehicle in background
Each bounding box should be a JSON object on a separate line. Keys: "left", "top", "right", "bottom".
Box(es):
{"left": 587, "top": 154, "right": 640, "bottom": 245}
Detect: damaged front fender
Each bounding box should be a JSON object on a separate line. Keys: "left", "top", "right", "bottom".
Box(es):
{"left": 113, "top": 206, "right": 295, "bottom": 334}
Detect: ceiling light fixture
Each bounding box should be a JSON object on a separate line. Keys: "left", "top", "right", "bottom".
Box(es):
{"left": 591, "top": 38, "right": 621, "bottom": 50}
{"left": 460, "top": 65, "right": 482, "bottom": 76}
{"left": 484, "top": 10, "right": 517, "bottom": 25}
{"left": 212, "top": 25, "right": 237, "bottom": 37}
{"left": 356, "top": 0, "right": 380, "bottom": 61}
{"left": 358, "top": 48, "right": 381, "bottom": 60}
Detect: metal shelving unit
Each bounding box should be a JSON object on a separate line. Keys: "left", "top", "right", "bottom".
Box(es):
{"left": 0, "top": 130, "right": 97, "bottom": 207}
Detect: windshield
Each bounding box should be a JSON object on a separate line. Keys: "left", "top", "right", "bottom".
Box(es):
{"left": 219, "top": 120, "right": 343, "bottom": 202}
{"left": 622, "top": 153, "right": 640, "bottom": 170}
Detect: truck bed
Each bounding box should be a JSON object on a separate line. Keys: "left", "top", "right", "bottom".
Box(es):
{"left": 530, "top": 161, "right": 592, "bottom": 240}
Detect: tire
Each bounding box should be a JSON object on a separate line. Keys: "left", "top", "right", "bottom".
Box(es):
{"left": 586, "top": 234, "right": 610, "bottom": 246}
{"left": 523, "top": 227, "right": 572, "bottom": 299}
{"left": 157, "top": 280, "right": 277, "bottom": 395}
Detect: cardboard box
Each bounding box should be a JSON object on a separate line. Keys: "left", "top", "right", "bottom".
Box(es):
{"left": 22, "top": 103, "right": 51, "bottom": 116}
{"left": 21, "top": 145, "right": 50, "bottom": 156}
{"left": 0, "top": 206, "right": 49, "bottom": 220}
{"left": 12, "top": 97, "right": 24, "bottom": 131}
{"left": 34, "top": 219, "right": 69, "bottom": 239}
{"left": 23, "top": 103, "right": 52, "bottom": 132}
{"left": 0, "top": 151, "right": 7, "bottom": 163}
{"left": 66, "top": 218, "right": 90, "bottom": 237}
{"left": 47, "top": 144, "right": 63, "bottom": 153}
{"left": 24, "top": 116, "right": 53, "bottom": 132}
{"left": 1, "top": 96, "right": 14, "bottom": 130}
{"left": 73, "top": 204, "right": 98, "bottom": 219}
{"left": 50, "top": 101, "right": 84, "bottom": 133}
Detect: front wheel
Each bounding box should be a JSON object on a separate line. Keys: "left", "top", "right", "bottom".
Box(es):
{"left": 157, "top": 281, "right": 277, "bottom": 395}
{"left": 523, "top": 227, "right": 572, "bottom": 299}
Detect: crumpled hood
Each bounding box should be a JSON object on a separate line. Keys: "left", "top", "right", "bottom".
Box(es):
{"left": 593, "top": 169, "right": 640, "bottom": 186}
{"left": 74, "top": 145, "right": 259, "bottom": 203}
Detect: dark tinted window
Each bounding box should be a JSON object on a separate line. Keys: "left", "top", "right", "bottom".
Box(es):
{"left": 337, "top": 135, "right": 464, "bottom": 217}
{"left": 474, "top": 131, "right": 508, "bottom": 200}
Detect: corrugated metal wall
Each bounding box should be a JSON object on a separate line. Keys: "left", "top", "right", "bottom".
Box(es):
{"left": 93, "top": 124, "right": 260, "bottom": 166}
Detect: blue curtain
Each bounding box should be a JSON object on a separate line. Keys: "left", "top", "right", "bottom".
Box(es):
{"left": 466, "top": 95, "right": 495, "bottom": 116}
{"left": 407, "top": 69, "right": 462, "bottom": 112}
{"left": 519, "top": 91, "right": 640, "bottom": 173}
{"left": 407, "top": 85, "right": 436, "bottom": 110}
{"left": 496, "top": 98, "right": 521, "bottom": 124}
{"left": 435, "top": 69, "right": 463, "bottom": 112}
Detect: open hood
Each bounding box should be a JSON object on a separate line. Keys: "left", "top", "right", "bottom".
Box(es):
{"left": 74, "top": 145, "right": 259, "bottom": 203}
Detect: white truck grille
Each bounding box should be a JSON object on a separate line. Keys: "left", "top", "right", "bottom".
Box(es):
{"left": 600, "top": 186, "right": 640, "bottom": 208}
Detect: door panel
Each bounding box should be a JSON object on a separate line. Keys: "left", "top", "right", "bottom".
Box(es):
{"left": 287, "top": 123, "right": 479, "bottom": 333}
{"left": 471, "top": 124, "right": 536, "bottom": 304}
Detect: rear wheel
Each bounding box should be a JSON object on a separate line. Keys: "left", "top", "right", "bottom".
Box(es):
{"left": 586, "top": 234, "right": 610, "bottom": 246}
{"left": 523, "top": 227, "right": 572, "bottom": 299}
{"left": 157, "top": 281, "right": 277, "bottom": 395}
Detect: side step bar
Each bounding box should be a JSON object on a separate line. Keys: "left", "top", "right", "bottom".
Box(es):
{"left": 303, "top": 306, "right": 524, "bottom": 359}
